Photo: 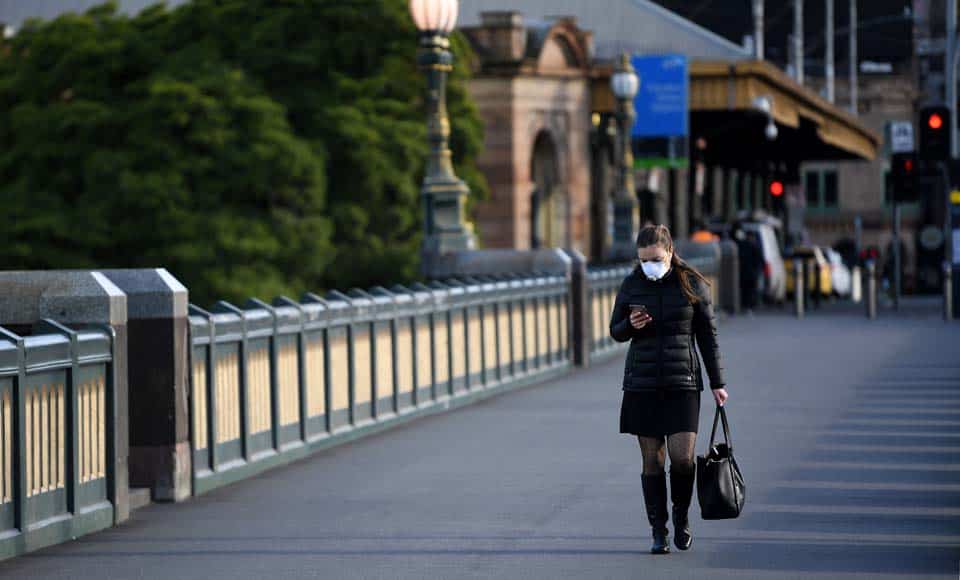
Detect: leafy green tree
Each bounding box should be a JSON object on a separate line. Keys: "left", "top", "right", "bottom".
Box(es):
{"left": 0, "top": 0, "right": 486, "bottom": 304}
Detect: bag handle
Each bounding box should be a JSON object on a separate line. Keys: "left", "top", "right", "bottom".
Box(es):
{"left": 707, "top": 404, "right": 733, "bottom": 451}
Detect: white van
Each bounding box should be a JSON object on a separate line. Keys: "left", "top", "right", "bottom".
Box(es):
{"left": 740, "top": 220, "right": 787, "bottom": 303}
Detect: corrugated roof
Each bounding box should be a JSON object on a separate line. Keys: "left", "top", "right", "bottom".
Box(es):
{"left": 460, "top": 0, "right": 751, "bottom": 61}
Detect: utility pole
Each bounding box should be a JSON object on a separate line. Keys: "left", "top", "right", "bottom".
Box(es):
{"left": 794, "top": 0, "right": 804, "bottom": 83}
{"left": 848, "top": 0, "right": 857, "bottom": 114}
{"left": 754, "top": 0, "right": 764, "bottom": 60}
{"left": 826, "top": 0, "right": 835, "bottom": 103}
{"left": 949, "top": 0, "right": 957, "bottom": 158}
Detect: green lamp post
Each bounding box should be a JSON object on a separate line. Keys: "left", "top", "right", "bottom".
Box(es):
{"left": 410, "top": 0, "right": 475, "bottom": 270}
{"left": 610, "top": 53, "right": 640, "bottom": 260}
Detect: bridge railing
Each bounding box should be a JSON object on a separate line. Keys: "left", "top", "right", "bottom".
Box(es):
{"left": 187, "top": 272, "right": 571, "bottom": 495}
{"left": 586, "top": 264, "right": 634, "bottom": 358}
{"left": 0, "top": 320, "right": 117, "bottom": 558}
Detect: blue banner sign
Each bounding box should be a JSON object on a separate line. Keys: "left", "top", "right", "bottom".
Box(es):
{"left": 631, "top": 54, "right": 689, "bottom": 138}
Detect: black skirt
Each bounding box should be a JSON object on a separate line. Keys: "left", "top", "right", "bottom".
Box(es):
{"left": 619, "top": 389, "right": 701, "bottom": 436}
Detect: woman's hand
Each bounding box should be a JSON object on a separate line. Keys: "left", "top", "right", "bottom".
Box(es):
{"left": 629, "top": 310, "right": 652, "bottom": 329}
{"left": 712, "top": 388, "right": 729, "bottom": 407}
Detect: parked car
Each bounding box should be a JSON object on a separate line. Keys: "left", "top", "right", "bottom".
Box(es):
{"left": 785, "top": 245, "right": 833, "bottom": 296}
{"left": 823, "top": 247, "right": 852, "bottom": 297}
{"left": 739, "top": 220, "right": 787, "bottom": 303}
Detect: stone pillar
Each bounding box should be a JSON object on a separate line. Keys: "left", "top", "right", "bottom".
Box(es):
{"left": 101, "top": 269, "right": 190, "bottom": 502}
{"left": 0, "top": 271, "right": 130, "bottom": 523}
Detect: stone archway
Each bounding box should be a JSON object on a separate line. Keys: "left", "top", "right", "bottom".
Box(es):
{"left": 530, "top": 131, "right": 567, "bottom": 249}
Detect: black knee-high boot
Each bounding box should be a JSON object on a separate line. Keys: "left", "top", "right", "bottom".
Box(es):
{"left": 641, "top": 472, "right": 670, "bottom": 554}
{"left": 670, "top": 465, "right": 696, "bottom": 550}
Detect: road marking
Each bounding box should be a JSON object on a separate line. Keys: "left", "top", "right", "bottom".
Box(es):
{"left": 817, "top": 429, "right": 960, "bottom": 438}
{"left": 812, "top": 443, "right": 960, "bottom": 453}
{"left": 749, "top": 503, "right": 960, "bottom": 516}
{"left": 841, "top": 418, "right": 960, "bottom": 427}
{"left": 849, "top": 405, "right": 960, "bottom": 415}
{"left": 770, "top": 480, "right": 960, "bottom": 492}
{"left": 795, "top": 460, "right": 960, "bottom": 471}
{"left": 703, "top": 530, "right": 960, "bottom": 546}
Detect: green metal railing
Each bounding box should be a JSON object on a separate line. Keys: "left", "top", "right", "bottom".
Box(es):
{"left": 587, "top": 264, "right": 634, "bottom": 357}
{"left": 0, "top": 320, "right": 116, "bottom": 559}
{"left": 187, "top": 273, "right": 571, "bottom": 495}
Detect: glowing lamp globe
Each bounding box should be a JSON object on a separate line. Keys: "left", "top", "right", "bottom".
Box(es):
{"left": 410, "top": 0, "right": 459, "bottom": 35}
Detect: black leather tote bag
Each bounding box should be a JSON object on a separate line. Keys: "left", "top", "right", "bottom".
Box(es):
{"left": 696, "top": 405, "right": 746, "bottom": 519}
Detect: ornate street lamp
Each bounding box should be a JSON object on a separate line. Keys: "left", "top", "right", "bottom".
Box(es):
{"left": 610, "top": 53, "right": 640, "bottom": 260}
{"left": 410, "top": 0, "right": 474, "bottom": 270}
{"left": 752, "top": 95, "right": 778, "bottom": 141}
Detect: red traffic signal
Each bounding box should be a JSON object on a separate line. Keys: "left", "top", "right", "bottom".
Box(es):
{"left": 890, "top": 151, "right": 918, "bottom": 202}
{"left": 919, "top": 106, "right": 950, "bottom": 160}
{"left": 893, "top": 154, "right": 914, "bottom": 174}
{"left": 769, "top": 180, "right": 784, "bottom": 197}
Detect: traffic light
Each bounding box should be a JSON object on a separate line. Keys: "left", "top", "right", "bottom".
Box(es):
{"left": 890, "top": 151, "right": 917, "bottom": 202}
{"left": 919, "top": 106, "right": 950, "bottom": 161}
{"left": 768, "top": 179, "right": 786, "bottom": 214}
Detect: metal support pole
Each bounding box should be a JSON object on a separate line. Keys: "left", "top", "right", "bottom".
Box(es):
{"left": 948, "top": 0, "right": 957, "bottom": 158}
{"left": 794, "top": 0, "right": 804, "bottom": 83}
{"left": 945, "top": 261, "right": 955, "bottom": 321}
{"left": 866, "top": 261, "right": 877, "bottom": 319}
{"left": 893, "top": 203, "right": 901, "bottom": 312}
{"left": 417, "top": 32, "right": 474, "bottom": 275}
{"left": 813, "top": 258, "right": 822, "bottom": 309}
{"left": 611, "top": 54, "right": 638, "bottom": 260}
{"left": 753, "top": 0, "right": 765, "bottom": 60}
{"left": 825, "top": 0, "right": 835, "bottom": 103}
{"left": 794, "top": 260, "right": 805, "bottom": 319}
{"left": 942, "top": 161, "right": 955, "bottom": 320}
{"left": 854, "top": 215, "right": 862, "bottom": 259}
{"left": 848, "top": 0, "right": 857, "bottom": 114}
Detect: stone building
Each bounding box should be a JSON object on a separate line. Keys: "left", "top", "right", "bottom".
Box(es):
{"left": 461, "top": 0, "right": 880, "bottom": 264}
{"left": 462, "top": 14, "right": 594, "bottom": 254}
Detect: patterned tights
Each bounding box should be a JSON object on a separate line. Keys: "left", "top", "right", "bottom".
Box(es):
{"left": 637, "top": 432, "right": 697, "bottom": 475}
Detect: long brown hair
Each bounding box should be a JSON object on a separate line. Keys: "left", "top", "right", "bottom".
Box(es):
{"left": 635, "top": 224, "right": 710, "bottom": 303}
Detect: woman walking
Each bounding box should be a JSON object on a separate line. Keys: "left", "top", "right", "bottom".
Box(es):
{"left": 609, "top": 225, "right": 729, "bottom": 554}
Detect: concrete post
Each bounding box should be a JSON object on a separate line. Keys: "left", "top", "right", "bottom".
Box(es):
{"left": 100, "top": 269, "right": 191, "bottom": 502}
{"left": 0, "top": 271, "right": 129, "bottom": 523}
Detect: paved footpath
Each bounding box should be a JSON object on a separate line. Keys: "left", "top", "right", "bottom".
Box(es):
{"left": 2, "top": 299, "right": 958, "bottom": 579}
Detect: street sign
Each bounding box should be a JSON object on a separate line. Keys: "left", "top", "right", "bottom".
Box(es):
{"left": 630, "top": 54, "right": 688, "bottom": 138}
{"left": 888, "top": 121, "right": 914, "bottom": 153}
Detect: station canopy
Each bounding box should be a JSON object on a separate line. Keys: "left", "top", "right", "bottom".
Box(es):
{"left": 594, "top": 59, "right": 880, "bottom": 165}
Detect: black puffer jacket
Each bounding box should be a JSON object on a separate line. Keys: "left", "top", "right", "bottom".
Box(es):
{"left": 609, "top": 265, "right": 725, "bottom": 392}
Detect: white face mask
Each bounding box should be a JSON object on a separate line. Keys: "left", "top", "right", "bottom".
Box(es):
{"left": 640, "top": 258, "right": 671, "bottom": 281}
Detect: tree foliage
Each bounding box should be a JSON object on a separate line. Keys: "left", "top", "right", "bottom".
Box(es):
{"left": 0, "top": 0, "right": 486, "bottom": 305}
